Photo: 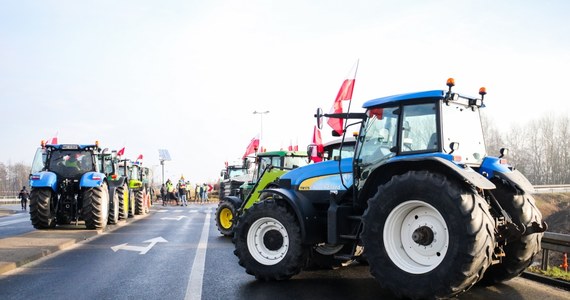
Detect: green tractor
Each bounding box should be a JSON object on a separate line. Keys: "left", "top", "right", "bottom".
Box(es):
{"left": 116, "top": 158, "right": 132, "bottom": 219}
{"left": 128, "top": 161, "right": 151, "bottom": 215}
{"left": 99, "top": 150, "right": 125, "bottom": 224}
{"left": 216, "top": 150, "right": 309, "bottom": 236}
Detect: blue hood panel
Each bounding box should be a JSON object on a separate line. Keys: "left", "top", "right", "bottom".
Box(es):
{"left": 281, "top": 158, "right": 353, "bottom": 189}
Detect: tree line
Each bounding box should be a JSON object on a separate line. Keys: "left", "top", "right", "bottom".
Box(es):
{"left": 0, "top": 162, "right": 31, "bottom": 197}
{"left": 1, "top": 112, "right": 568, "bottom": 197}
{"left": 482, "top": 112, "right": 570, "bottom": 185}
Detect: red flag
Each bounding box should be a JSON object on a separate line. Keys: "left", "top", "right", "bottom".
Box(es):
{"left": 327, "top": 62, "right": 358, "bottom": 136}
{"left": 117, "top": 147, "right": 125, "bottom": 156}
{"left": 136, "top": 154, "right": 143, "bottom": 161}
{"left": 310, "top": 126, "right": 324, "bottom": 163}
{"left": 46, "top": 133, "right": 58, "bottom": 145}
{"left": 242, "top": 135, "right": 260, "bottom": 159}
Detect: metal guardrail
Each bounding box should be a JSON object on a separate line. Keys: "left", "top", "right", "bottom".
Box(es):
{"left": 540, "top": 232, "right": 570, "bottom": 270}
{"left": 533, "top": 184, "right": 570, "bottom": 194}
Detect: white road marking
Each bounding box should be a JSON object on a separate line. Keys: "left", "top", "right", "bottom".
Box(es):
{"left": 111, "top": 237, "right": 168, "bottom": 255}
{"left": 160, "top": 216, "right": 188, "bottom": 221}
{"left": 184, "top": 212, "right": 211, "bottom": 300}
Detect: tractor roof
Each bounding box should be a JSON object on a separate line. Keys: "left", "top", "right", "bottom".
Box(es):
{"left": 362, "top": 90, "right": 445, "bottom": 109}
{"left": 45, "top": 144, "right": 100, "bottom": 151}
{"left": 257, "top": 150, "right": 307, "bottom": 157}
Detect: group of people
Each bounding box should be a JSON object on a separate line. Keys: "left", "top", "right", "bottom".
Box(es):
{"left": 159, "top": 177, "right": 213, "bottom": 206}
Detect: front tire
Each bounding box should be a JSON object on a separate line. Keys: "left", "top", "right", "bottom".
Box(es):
{"left": 29, "top": 188, "right": 56, "bottom": 229}
{"left": 216, "top": 200, "right": 237, "bottom": 236}
{"left": 117, "top": 183, "right": 129, "bottom": 220}
{"left": 135, "top": 190, "right": 146, "bottom": 215}
{"left": 361, "top": 171, "right": 495, "bottom": 299}
{"left": 481, "top": 181, "right": 544, "bottom": 284}
{"left": 108, "top": 188, "right": 119, "bottom": 225}
{"left": 233, "top": 200, "right": 307, "bottom": 280}
{"left": 83, "top": 182, "right": 110, "bottom": 230}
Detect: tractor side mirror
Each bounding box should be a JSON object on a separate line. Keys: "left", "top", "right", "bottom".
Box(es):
{"left": 499, "top": 148, "right": 509, "bottom": 158}
{"left": 307, "top": 144, "right": 316, "bottom": 162}
{"left": 315, "top": 108, "right": 324, "bottom": 130}
{"left": 449, "top": 142, "right": 460, "bottom": 154}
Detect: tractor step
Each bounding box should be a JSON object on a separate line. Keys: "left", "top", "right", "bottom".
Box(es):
{"left": 334, "top": 254, "right": 354, "bottom": 261}
{"left": 339, "top": 234, "right": 358, "bottom": 240}
{"left": 347, "top": 215, "right": 362, "bottom": 221}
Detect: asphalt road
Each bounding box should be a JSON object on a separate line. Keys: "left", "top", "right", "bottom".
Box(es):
{"left": 0, "top": 203, "right": 567, "bottom": 300}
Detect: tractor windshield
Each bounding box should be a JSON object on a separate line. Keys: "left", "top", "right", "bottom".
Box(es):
{"left": 357, "top": 106, "right": 399, "bottom": 166}
{"left": 441, "top": 102, "right": 486, "bottom": 165}
{"left": 48, "top": 150, "right": 95, "bottom": 178}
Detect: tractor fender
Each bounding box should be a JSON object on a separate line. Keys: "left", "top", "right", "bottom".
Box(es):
{"left": 366, "top": 156, "right": 495, "bottom": 195}
{"left": 80, "top": 172, "right": 106, "bottom": 188}
{"left": 222, "top": 195, "right": 243, "bottom": 209}
{"left": 480, "top": 156, "right": 534, "bottom": 193}
{"left": 29, "top": 171, "right": 58, "bottom": 192}
{"left": 258, "top": 187, "right": 320, "bottom": 244}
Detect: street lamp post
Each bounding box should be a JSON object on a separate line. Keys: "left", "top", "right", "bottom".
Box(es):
{"left": 253, "top": 110, "right": 270, "bottom": 149}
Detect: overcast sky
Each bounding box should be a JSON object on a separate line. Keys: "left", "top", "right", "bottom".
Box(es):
{"left": 1, "top": 0, "right": 569, "bottom": 184}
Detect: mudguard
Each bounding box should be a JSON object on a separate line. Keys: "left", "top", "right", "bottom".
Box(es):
{"left": 80, "top": 172, "right": 106, "bottom": 188}
{"left": 223, "top": 195, "right": 244, "bottom": 209}
{"left": 385, "top": 155, "right": 496, "bottom": 190}
{"left": 29, "top": 171, "right": 58, "bottom": 191}
{"left": 257, "top": 187, "right": 320, "bottom": 244}
{"left": 480, "top": 156, "right": 534, "bottom": 193}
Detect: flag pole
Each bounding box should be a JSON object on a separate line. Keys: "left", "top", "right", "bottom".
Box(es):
{"left": 343, "top": 59, "right": 359, "bottom": 132}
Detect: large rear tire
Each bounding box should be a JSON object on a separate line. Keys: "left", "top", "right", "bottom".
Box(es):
{"left": 135, "top": 190, "right": 146, "bottom": 215}
{"left": 216, "top": 200, "right": 237, "bottom": 236}
{"left": 29, "top": 188, "right": 56, "bottom": 229}
{"left": 233, "top": 200, "right": 307, "bottom": 280}
{"left": 117, "top": 183, "right": 129, "bottom": 220}
{"left": 108, "top": 188, "right": 119, "bottom": 225}
{"left": 83, "top": 182, "right": 110, "bottom": 230}
{"left": 361, "top": 171, "right": 495, "bottom": 299}
{"left": 481, "top": 182, "right": 543, "bottom": 284}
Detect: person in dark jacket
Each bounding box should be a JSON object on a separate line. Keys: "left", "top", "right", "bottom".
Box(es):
{"left": 18, "top": 186, "right": 30, "bottom": 211}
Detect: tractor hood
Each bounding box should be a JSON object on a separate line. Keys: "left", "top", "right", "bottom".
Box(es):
{"left": 279, "top": 158, "right": 353, "bottom": 189}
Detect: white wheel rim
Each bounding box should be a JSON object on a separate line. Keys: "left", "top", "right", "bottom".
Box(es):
{"left": 247, "top": 217, "right": 289, "bottom": 266}
{"left": 383, "top": 200, "right": 449, "bottom": 274}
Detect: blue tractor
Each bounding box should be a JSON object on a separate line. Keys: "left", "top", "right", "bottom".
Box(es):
{"left": 233, "top": 79, "right": 547, "bottom": 299}
{"left": 29, "top": 141, "right": 111, "bottom": 230}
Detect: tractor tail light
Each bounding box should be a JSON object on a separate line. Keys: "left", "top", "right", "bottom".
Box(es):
{"left": 92, "top": 175, "right": 102, "bottom": 181}
{"left": 31, "top": 175, "right": 41, "bottom": 180}
{"left": 500, "top": 159, "right": 508, "bottom": 164}
{"left": 453, "top": 155, "right": 462, "bottom": 162}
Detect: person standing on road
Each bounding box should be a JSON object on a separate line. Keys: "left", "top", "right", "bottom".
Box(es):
{"left": 195, "top": 184, "right": 201, "bottom": 202}
{"left": 199, "top": 184, "right": 205, "bottom": 204}
{"left": 160, "top": 184, "right": 167, "bottom": 206}
{"left": 178, "top": 178, "right": 188, "bottom": 206}
{"left": 166, "top": 179, "right": 177, "bottom": 205}
{"left": 18, "top": 186, "right": 29, "bottom": 211}
{"left": 202, "top": 183, "right": 209, "bottom": 203}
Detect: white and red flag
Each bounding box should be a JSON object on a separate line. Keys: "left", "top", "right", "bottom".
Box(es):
{"left": 242, "top": 134, "right": 260, "bottom": 159}
{"left": 310, "top": 125, "right": 324, "bottom": 163}
{"left": 46, "top": 132, "right": 58, "bottom": 144}
{"left": 327, "top": 62, "right": 358, "bottom": 136}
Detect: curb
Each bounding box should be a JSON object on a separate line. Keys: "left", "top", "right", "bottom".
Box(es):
{"left": 0, "top": 211, "right": 152, "bottom": 275}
